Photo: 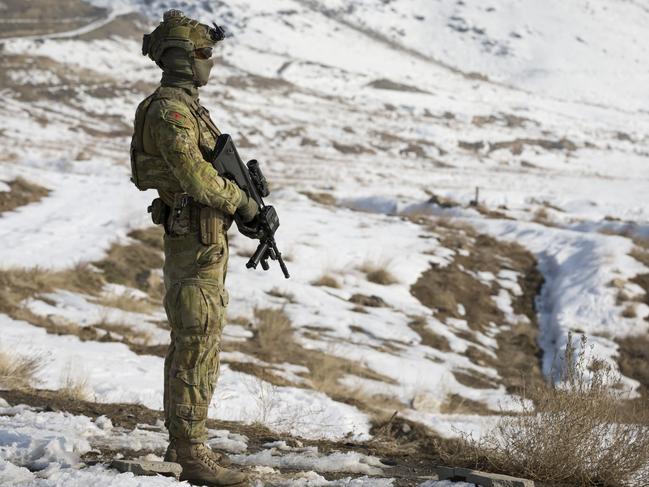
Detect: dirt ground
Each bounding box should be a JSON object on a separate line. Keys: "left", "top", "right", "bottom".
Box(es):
{"left": 411, "top": 220, "right": 546, "bottom": 398}
{"left": 0, "top": 0, "right": 106, "bottom": 38}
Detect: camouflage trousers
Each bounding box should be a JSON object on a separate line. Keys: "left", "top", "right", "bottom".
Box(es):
{"left": 162, "top": 229, "right": 229, "bottom": 442}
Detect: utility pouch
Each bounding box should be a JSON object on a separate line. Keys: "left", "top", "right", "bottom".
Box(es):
{"left": 199, "top": 206, "right": 223, "bottom": 245}
{"left": 148, "top": 198, "right": 170, "bottom": 226}
{"left": 169, "top": 193, "right": 192, "bottom": 236}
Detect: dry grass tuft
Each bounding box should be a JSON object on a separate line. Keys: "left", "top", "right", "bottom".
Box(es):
{"left": 531, "top": 207, "right": 551, "bottom": 225}
{"left": 301, "top": 191, "right": 337, "bottom": 207}
{"left": 59, "top": 368, "right": 91, "bottom": 402}
{"left": 359, "top": 259, "right": 398, "bottom": 285}
{"left": 0, "top": 263, "right": 104, "bottom": 318}
{"left": 266, "top": 287, "right": 296, "bottom": 302}
{"left": 408, "top": 316, "right": 451, "bottom": 352}
{"left": 617, "top": 334, "right": 649, "bottom": 398}
{"left": 254, "top": 308, "right": 292, "bottom": 355}
{"left": 447, "top": 335, "right": 649, "bottom": 487}
{"left": 311, "top": 274, "right": 341, "bottom": 289}
{"left": 621, "top": 304, "right": 637, "bottom": 318}
{"left": 94, "top": 229, "right": 164, "bottom": 298}
{"left": 96, "top": 293, "right": 155, "bottom": 314}
{"left": 0, "top": 177, "right": 50, "bottom": 214}
{"left": 94, "top": 322, "right": 152, "bottom": 345}
{"left": 440, "top": 394, "right": 494, "bottom": 415}
{"left": 0, "top": 348, "right": 45, "bottom": 390}
{"left": 236, "top": 308, "right": 397, "bottom": 413}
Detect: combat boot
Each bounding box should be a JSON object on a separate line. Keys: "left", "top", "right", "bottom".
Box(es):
{"left": 175, "top": 440, "right": 247, "bottom": 487}
{"left": 165, "top": 438, "right": 231, "bottom": 466}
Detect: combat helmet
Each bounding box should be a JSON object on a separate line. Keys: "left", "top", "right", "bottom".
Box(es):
{"left": 142, "top": 9, "right": 226, "bottom": 84}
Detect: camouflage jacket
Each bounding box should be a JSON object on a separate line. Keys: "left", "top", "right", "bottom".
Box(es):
{"left": 130, "top": 86, "right": 242, "bottom": 215}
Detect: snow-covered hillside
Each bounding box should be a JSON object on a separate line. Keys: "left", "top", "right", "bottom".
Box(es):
{"left": 1, "top": 0, "right": 648, "bottom": 485}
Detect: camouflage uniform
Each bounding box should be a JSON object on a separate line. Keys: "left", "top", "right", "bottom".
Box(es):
{"left": 131, "top": 12, "right": 254, "bottom": 485}
{"left": 134, "top": 85, "right": 240, "bottom": 441}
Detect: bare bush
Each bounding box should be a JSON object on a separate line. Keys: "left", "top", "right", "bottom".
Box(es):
{"left": 0, "top": 348, "right": 45, "bottom": 390}
{"left": 455, "top": 334, "right": 649, "bottom": 486}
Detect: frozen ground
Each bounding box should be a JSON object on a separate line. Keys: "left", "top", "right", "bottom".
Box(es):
{"left": 0, "top": 0, "right": 648, "bottom": 484}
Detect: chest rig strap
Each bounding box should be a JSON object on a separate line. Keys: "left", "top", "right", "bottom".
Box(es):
{"left": 190, "top": 99, "right": 222, "bottom": 138}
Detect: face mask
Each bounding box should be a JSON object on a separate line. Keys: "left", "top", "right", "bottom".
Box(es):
{"left": 193, "top": 58, "right": 214, "bottom": 86}
{"left": 161, "top": 48, "right": 194, "bottom": 79}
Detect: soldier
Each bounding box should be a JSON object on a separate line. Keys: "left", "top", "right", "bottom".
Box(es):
{"left": 130, "top": 9, "right": 257, "bottom": 487}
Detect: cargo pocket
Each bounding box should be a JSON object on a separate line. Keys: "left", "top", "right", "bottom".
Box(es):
{"left": 165, "top": 283, "right": 209, "bottom": 333}
{"left": 176, "top": 366, "right": 200, "bottom": 386}
{"left": 163, "top": 283, "right": 181, "bottom": 329}
{"left": 201, "top": 286, "right": 225, "bottom": 334}
{"left": 197, "top": 243, "right": 225, "bottom": 270}
{"left": 176, "top": 403, "right": 208, "bottom": 421}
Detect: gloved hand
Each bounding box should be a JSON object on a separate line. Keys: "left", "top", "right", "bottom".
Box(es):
{"left": 236, "top": 191, "right": 259, "bottom": 223}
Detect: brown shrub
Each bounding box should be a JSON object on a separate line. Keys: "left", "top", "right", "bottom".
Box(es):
{"left": 452, "top": 336, "right": 649, "bottom": 486}
{"left": 0, "top": 349, "right": 45, "bottom": 390}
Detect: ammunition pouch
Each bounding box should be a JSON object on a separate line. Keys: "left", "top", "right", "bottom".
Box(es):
{"left": 168, "top": 193, "right": 195, "bottom": 237}
{"left": 166, "top": 193, "right": 230, "bottom": 245}
{"left": 148, "top": 198, "right": 170, "bottom": 226}
{"left": 199, "top": 206, "right": 226, "bottom": 245}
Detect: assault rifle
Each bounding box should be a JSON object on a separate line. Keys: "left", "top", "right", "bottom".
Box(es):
{"left": 212, "top": 134, "right": 290, "bottom": 279}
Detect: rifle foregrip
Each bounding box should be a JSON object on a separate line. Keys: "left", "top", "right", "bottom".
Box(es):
{"left": 247, "top": 241, "right": 270, "bottom": 270}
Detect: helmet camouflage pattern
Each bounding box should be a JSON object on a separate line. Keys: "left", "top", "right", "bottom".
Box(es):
{"left": 142, "top": 9, "right": 226, "bottom": 67}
